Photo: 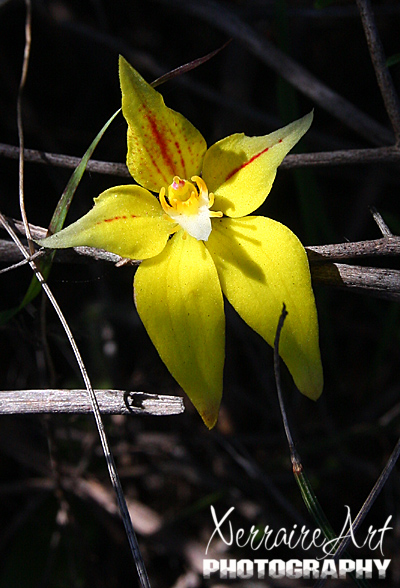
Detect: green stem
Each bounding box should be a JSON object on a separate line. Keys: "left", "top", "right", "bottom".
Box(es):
{"left": 273, "top": 305, "right": 371, "bottom": 588}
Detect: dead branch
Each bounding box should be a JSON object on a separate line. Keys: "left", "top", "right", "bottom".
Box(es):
{"left": 356, "top": 0, "right": 400, "bottom": 143}
{"left": 311, "top": 264, "right": 400, "bottom": 301}
{"left": 307, "top": 236, "right": 400, "bottom": 261}
{"left": 2, "top": 220, "right": 400, "bottom": 301}
{"left": 157, "top": 0, "right": 394, "bottom": 146}
{"left": 0, "top": 142, "right": 130, "bottom": 178}
{"left": 0, "top": 389, "right": 184, "bottom": 416}
{"left": 2, "top": 142, "right": 400, "bottom": 175}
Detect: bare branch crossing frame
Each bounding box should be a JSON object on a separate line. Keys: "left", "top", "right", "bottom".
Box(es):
{"left": 0, "top": 389, "right": 184, "bottom": 416}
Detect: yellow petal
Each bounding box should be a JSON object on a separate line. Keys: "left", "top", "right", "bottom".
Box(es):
{"left": 37, "top": 186, "right": 173, "bottom": 260}
{"left": 202, "top": 112, "right": 313, "bottom": 218}
{"left": 207, "top": 216, "right": 323, "bottom": 400}
{"left": 119, "top": 56, "right": 207, "bottom": 192}
{"left": 134, "top": 231, "right": 225, "bottom": 428}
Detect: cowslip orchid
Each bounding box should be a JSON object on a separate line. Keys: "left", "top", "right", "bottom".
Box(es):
{"left": 38, "top": 56, "right": 323, "bottom": 428}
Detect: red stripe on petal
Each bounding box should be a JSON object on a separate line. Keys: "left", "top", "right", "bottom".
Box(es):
{"left": 144, "top": 110, "right": 176, "bottom": 177}
{"left": 130, "top": 125, "right": 165, "bottom": 182}
{"left": 224, "top": 143, "right": 276, "bottom": 182}
{"left": 96, "top": 215, "right": 134, "bottom": 225}
{"left": 174, "top": 141, "right": 186, "bottom": 176}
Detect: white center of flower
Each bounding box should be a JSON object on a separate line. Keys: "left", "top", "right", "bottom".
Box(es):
{"left": 159, "top": 175, "right": 222, "bottom": 241}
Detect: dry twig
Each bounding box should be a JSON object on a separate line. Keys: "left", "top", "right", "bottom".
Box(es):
{"left": 0, "top": 389, "right": 184, "bottom": 416}
{"left": 356, "top": 0, "right": 400, "bottom": 143}
{"left": 2, "top": 219, "right": 400, "bottom": 301}
{"left": 157, "top": 0, "right": 394, "bottom": 146}
{"left": 2, "top": 142, "right": 400, "bottom": 175}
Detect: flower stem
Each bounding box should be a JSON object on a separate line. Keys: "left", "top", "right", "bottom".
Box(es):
{"left": 273, "top": 304, "right": 371, "bottom": 588}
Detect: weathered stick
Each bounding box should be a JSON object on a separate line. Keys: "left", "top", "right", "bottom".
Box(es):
{"left": 159, "top": 0, "right": 394, "bottom": 146}
{"left": 307, "top": 236, "right": 400, "bottom": 261}
{"left": 0, "top": 389, "right": 184, "bottom": 416}
{"left": 2, "top": 142, "right": 400, "bottom": 175}
{"left": 356, "top": 0, "right": 400, "bottom": 143}
{"left": 311, "top": 263, "right": 400, "bottom": 301}
{"left": 2, "top": 221, "right": 400, "bottom": 300}
{"left": 4, "top": 219, "right": 400, "bottom": 263}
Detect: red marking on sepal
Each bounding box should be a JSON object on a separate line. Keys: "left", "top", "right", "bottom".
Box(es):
{"left": 174, "top": 141, "right": 186, "bottom": 175}
{"left": 97, "top": 215, "right": 132, "bottom": 225}
{"left": 143, "top": 108, "right": 176, "bottom": 178}
{"left": 224, "top": 145, "right": 271, "bottom": 182}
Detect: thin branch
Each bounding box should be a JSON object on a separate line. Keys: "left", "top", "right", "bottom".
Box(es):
{"left": 2, "top": 143, "right": 400, "bottom": 179}
{"left": 274, "top": 309, "right": 371, "bottom": 588}
{"left": 0, "top": 247, "right": 44, "bottom": 274}
{"left": 6, "top": 220, "right": 400, "bottom": 263}
{"left": 314, "top": 436, "right": 400, "bottom": 588}
{"left": 4, "top": 218, "right": 47, "bottom": 240}
{"left": 2, "top": 221, "right": 400, "bottom": 300}
{"left": 356, "top": 0, "right": 400, "bottom": 144}
{"left": 281, "top": 146, "right": 400, "bottom": 168}
{"left": 151, "top": 39, "right": 232, "bottom": 88}
{"left": 0, "top": 239, "right": 126, "bottom": 266}
{"left": 311, "top": 263, "right": 400, "bottom": 301}
{"left": 370, "top": 206, "right": 393, "bottom": 237}
{"left": 1, "top": 218, "right": 129, "bottom": 264}
{"left": 0, "top": 213, "right": 152, "bottom": 588}
{"left": 157, "top": 0, "right": 394, "bottom": 146}
{"left": 0, "top": 389, "right": 184, "bottom": 416}
{"left": 273, "top": 304, "right": 298, "bottom": 457}
{"left": 307, "top": 235, "right": 400, "bottom": 261}
{"left": 18, "top": 0, "right": 33, "bottom": 252}
{"left": 0, "top": 142, "right": 130, "bottom": 177}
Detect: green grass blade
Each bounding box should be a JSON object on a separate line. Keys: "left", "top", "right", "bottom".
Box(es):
{"left": 294, "top": 468, "right": 372, "bottom": 588}
{"left": 274, "top": 307, "right": 371, "bottom": 588}
{"left": 48, "top": 108, "right": 121, "bottom": 235}
{"left": 386, "top": 53, "right": 400, "bottom": 68}
{"left": 0, "top": 108, "right": 121, "bottom": 324}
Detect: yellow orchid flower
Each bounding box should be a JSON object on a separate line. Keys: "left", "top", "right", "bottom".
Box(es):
{"left": 38, "top": 56, "right": 323, "bottom": 428}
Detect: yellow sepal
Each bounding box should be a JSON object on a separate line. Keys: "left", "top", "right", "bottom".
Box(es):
{"left": 37, "top": 186, "right": 174, "bottom": 260}
{"left": 119, "top": 56, "right": 207, "bottom": 193}
{"left": 134, "top": 231, "right": 225, "bottom": 428}
{"left": 207, "top": 216, "right": 323, "bottom": 400}
{"left": 202, "top": 112, "right": 313, "bottom": 218}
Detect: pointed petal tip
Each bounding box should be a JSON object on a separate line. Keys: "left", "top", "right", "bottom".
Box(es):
{"left": 119, "top": 56, "right": 207, "bottom": 192}
{"left": 296, "top": 362, "right": 323, "bottom": 402}
{"left": 134, "top": 232, "right": 224, "bottom": 431}
{"left": 35, "top": 233, "right": 66, "bottom": 250}
{"left": 203, "top": 110, "right": 314, "bottom": 218}
{"left": 199, "top": 404, "right": 220, "bottom": 429}
{"left": 300, "top": 109, "right": 314, "bottom": 133}
{"left": 118, "top": 55, "right": 128, "bottom": 82}
{"left": 118, "top": 54, "right": 129, "bottom": 72}
{"left": 302, "top": 385, "right": 323, "bottom": 403}
{"left": 194, "top": 380, "right": 222, "bottom": 430}
{"left": 306, "top": 376, "right": 324, "bottom": 402}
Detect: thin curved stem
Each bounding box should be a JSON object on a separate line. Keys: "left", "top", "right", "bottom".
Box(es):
{"left": 356, "top": 0, "right": 400, "bottom": 144}
{"left": 155, "top": 0, "right": 394, "bottom": 145}
{"left": 0, "top": 212, "right": 152, "bottom": 588}
{"left": 18, "top": 0, "right": 33, "bottom": 252}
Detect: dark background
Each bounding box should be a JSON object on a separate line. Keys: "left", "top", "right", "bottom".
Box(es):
{"left": 0, "top": 0, "right": 400, "bottom": 586}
